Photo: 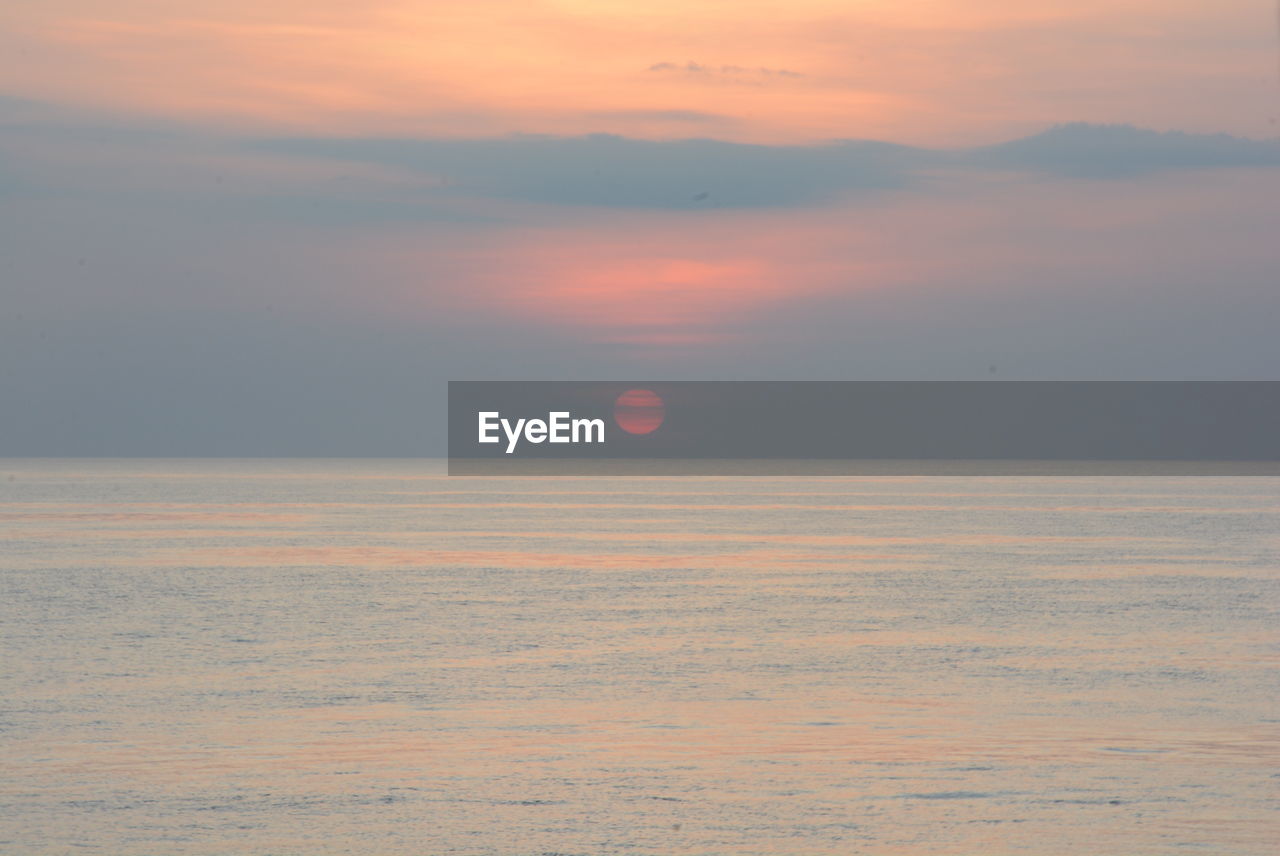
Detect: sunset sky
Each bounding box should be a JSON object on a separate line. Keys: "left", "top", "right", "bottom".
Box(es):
{"left": 3, "top": 1, "right": 1279, "bottom": 454}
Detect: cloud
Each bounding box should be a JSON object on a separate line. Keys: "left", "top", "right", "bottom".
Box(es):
{"left": 6, "top": 96, "right": 1278, "bottom": 215}
{"left": 581, "top": 109, "right": 735, "bottom": 124}
{"left": 645, "top": 60, "right": 803, "bottom": 78}
{"left": 255, "top": 134, "right": 923, "bottom": 210}
{"left": 255, "top": 123, "right": 1280, "bottom": 211}
{"left": 974, "top": 122, "right": 1280, "bottom": 178}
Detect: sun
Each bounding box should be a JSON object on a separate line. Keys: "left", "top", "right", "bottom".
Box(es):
{"left": 614, "top": 389, "right": 665, "bottom": 435}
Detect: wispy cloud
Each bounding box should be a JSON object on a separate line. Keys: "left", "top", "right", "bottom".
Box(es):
{"left": 648, "top": 61, "right": 805, "bottom": 80}
{"left": 580, "top": 109, "right": 736, "bottom": 124}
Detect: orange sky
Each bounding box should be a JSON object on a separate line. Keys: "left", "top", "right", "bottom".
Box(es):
{"left": 5, "top": 0, "right": 1277, "bottom": 144}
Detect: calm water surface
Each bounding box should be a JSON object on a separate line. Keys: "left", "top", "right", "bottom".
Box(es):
{"left": 1, "top": 459, "right": 1277, "bottom": 855}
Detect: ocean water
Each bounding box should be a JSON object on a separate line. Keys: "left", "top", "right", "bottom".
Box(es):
{"left": 1, "top": 459, "right": 1276, "bottom": 855}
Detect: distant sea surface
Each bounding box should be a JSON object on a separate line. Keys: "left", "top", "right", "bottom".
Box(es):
{"left": 1, "top": 459, "right": 1277, "bottom": 855}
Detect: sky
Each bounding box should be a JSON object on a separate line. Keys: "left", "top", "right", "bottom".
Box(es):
{"left": 2, "top": 0, "right": 1279, "bottom": 455}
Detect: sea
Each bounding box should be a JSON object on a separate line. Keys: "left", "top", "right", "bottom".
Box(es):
{"left": 1, "top": 459, "right": 1276, "bottom": 855}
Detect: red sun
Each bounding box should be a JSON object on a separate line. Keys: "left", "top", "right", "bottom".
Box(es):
{"left": 614, "top": 389, "right": 665, "bottom": 435}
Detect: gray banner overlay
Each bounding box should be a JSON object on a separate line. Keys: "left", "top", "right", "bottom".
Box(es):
{"left": 449, "top": 382, "right": 1280, "bottom": 475}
